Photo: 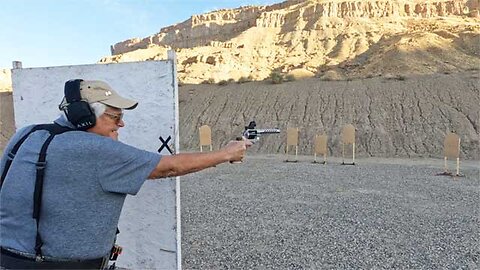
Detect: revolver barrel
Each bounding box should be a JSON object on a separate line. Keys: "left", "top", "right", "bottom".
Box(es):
{"left": 238, "top": 121, "right": 281, "bottom": 142}
{"left": 256, "top": 128, "right": 281, "bottom": 135}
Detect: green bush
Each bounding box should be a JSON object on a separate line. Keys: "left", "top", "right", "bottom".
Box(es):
{"left": 285, "top": 74, "right": 296, "bottom": 82}
{"left": 237, "top": 76, "right": 251, "bottom": 84}
{"left": 202, "top": 78, "right": 215, "bottom": 84}
{"left": 270, "top": 71, "right": 284, "bottom": 84}
{"left": 218, "top": 80, "right": 229, "bottom": 85}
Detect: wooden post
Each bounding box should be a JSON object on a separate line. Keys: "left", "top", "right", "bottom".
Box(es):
{"left": 352, "top": 142, "right": 356, "bottom": 164}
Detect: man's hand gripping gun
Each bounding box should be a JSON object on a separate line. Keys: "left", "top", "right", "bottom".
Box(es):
{"left": 236, "top": 121, "right": 281, "bottom": 143}
{"left": 231, "top": 121, "right": 280, "bottom": 164}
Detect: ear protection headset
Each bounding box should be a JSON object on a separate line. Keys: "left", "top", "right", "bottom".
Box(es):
{"left": 61, "top": 79, "right": 96, "bottom": 130}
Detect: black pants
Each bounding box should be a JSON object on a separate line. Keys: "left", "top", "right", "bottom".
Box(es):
{"left": 0, "top": 248, "right": 108, "bottom": 269}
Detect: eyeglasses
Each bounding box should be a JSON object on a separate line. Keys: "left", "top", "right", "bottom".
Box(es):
{"left": 103, "top": 111, "right": 124, "bottom": 124}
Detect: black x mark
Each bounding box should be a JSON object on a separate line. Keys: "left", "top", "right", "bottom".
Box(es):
{"left": 158, "top": 136, "right": 173, "bottom": 154}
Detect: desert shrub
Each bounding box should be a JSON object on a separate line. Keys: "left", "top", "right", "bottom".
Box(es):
{"left": 270, "top": 71, "right": 284, "bottom": 84}
{"left": 218, "top": 80, "right": 229, "bottom": 85}
{"left": 285, "top": 74, "right": 296, "bottom": 82}
{"left": 383, "top": 73, "right": 395, "bottom": 80}
{"left": 382, "top": 74, "right": 407, "bottom": 82}
{"left": 319, "top": 70, "right": 343, "bottom": 81}
{"left": 237, "top": 76, "right": 252, "bottom": 84}
{"left": 202, "top": 78, "right": 215, "bottom": 84}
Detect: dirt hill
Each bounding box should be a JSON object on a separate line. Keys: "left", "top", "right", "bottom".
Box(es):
{"left": 179, "top": 71, "right": 479, "bottom": 159}
{"left": 100, "top": 0, "right": 480, "bottom": 84}
{"left": 2, "top": 71, "right": 478, "bottom": 159}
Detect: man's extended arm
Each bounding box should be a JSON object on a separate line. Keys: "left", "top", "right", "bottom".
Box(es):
{"left": 148, "top": 139, "right": 251, "bottom": 179}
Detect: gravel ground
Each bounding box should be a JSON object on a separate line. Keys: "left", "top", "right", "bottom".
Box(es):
{"left": 181, "top": 155, "right": 480, "bottom": 269}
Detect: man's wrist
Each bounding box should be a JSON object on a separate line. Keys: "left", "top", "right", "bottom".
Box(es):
{"left": 218, "top": 149, "right": 231, "bottom": 163}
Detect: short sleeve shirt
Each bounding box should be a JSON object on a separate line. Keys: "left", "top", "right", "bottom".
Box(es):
{"left": 0, "top": 122, "right": 161, "bottom": 260}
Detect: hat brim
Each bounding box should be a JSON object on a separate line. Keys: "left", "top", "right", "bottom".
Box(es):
{"left": 100, "top": 96, "right": 138, "bottom": 110}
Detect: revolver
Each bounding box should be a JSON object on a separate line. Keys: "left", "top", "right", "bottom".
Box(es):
{"left": 236, "top": 121, "right": 281, "bottom": 143}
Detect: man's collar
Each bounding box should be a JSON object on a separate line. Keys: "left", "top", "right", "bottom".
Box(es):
{"left": 54, "top": 116, "right": 77, "bottom": 129}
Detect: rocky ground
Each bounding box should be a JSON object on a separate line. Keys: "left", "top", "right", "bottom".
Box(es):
{"left": 181, "top": 155, "right": 480, "bottom": 269}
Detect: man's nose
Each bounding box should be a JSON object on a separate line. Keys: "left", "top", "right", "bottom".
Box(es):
{"left": 118, "top": 119, "right": 125, "bottom": 127}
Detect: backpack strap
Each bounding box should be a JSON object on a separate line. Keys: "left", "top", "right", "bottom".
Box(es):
{"left": 32, "top": 125, "right": 72, "bottom": 219}
{"left": 32, "top": 124, "right": 74, "bottom": 261}
{"left": 0, "top": 124, "right": 73, "bottom": 189}
{"left": 0, "top": 123, "right": 74, "bottom": 261}
{"left": 0, "top": 125, "right": 47, "bottom": 189}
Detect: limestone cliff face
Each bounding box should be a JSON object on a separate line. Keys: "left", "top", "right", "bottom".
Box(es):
{"left": 111, "top": 0, "right": 472, "bottom": 55}
{"left": 0, "top": 69, "right": 11, "bottom": 92}
{"left": 111, "top": 6, "right": 265, "bottom": 55}
{"left": 101, "top": 0, "right": 479, "bottom": 83}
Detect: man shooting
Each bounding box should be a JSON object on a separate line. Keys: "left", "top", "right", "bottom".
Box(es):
{"left": 0, "top": 79, "right": 252, "bottom": 269}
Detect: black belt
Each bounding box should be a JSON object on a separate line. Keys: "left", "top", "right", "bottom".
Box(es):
{"left": 0, "top": 247, "right": 109, "bottom": 269}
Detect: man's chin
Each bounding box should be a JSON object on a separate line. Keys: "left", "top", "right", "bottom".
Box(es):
{"left": 110, "top": 131, "right": 119, "bottom": 140}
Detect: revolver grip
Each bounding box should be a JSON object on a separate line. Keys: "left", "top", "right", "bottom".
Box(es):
{"left": 230, "top": 137, "right": 244, "bottom": 164}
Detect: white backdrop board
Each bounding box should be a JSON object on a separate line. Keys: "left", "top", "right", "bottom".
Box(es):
{"left": 11, "top": 58, "right": 180, "bottom": 270}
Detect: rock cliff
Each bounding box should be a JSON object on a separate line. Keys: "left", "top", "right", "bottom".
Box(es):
{"left": 0, "top": 69, "right": 11, "bottom": 92}
{"left": 101, "top": 0, "right": 480, "bottom": 84}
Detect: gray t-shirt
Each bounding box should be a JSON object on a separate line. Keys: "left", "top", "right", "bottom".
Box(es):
{"left": 0, "top": 120, "right": 161, "bottom": 260}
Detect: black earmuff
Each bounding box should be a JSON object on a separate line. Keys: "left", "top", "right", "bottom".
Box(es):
{"left": 62, "top": 79, "right": 96, "bottom": 130}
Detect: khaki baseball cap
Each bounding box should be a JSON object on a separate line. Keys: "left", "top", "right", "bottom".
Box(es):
{"left": 80, "top": 80, "right": 138, "bottom": 110}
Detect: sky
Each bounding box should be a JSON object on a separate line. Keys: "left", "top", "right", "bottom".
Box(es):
{"left": 0, "top": 0, "right": 279, "bottom": 69}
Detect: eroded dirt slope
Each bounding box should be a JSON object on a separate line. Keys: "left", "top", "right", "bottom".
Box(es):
{"left": 179, "top": 71, "right": 480, "bottom": 159}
